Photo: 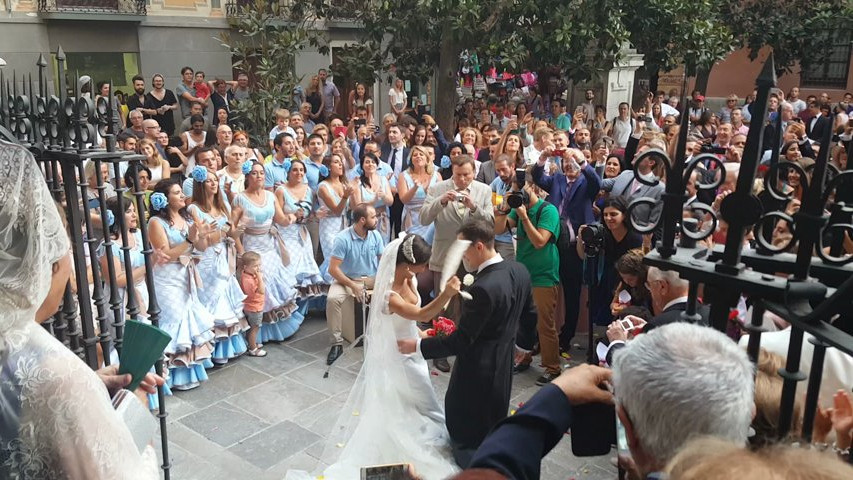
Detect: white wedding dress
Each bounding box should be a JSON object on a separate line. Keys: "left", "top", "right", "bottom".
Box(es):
{"left": 289, "top": 238, "right": 459, "bottom": 480}
{"left": 0, "top": 140, "right": 158, "bottom": 479}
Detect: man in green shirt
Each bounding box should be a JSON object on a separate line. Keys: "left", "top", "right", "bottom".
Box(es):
{"left": 495, "top": 173, "right": 561, "bottom": 385}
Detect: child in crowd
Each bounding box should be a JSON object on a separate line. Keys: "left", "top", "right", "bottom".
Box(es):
{"left": 193, "top": 71, "right": 211, "bottom": 101}
{"left": 240, "top": 252, "right": 267, "bottom": 357}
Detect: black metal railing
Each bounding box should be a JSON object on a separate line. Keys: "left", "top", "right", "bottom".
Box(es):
{"left": 225, "top": 0, "right": 293, "bottom": 18}
{"left": 224, "top": 0, "right": 358, "bottom": 20}
{"left": 0, "top": 47, "right": 169, "bottom": 478}
{"left": 631, "top": 54, "right": 853, "bottom": 452}
{"left": 37, "top": 0, "right": 147, "bottom": 15}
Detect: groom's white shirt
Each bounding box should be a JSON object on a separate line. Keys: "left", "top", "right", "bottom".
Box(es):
{"left": 415, "top": 254, "right": 503, "bottom": 354}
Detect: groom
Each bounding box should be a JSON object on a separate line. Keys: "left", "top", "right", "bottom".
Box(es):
{"left": 398, "top": 219, "right": 537, "bottom": 468}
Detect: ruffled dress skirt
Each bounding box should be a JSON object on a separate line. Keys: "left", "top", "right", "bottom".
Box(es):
{"left": 153, "top": 261, "right": 216, "bottom": 390}
{"left": 242, "top": 231, "right": 305, "bottom": 343}
{"left": 196, "top": 242, "right": 249, "bottom": 364}
{"left": 279, "top": 223, "right": 328, "bottom": 298}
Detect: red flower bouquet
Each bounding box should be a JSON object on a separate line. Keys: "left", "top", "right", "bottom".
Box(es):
{"left": 426, "top": 316, "right": 457, "bottom": 337}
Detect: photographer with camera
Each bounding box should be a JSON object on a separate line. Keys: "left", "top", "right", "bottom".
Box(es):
{"left": 532, "top": 147, "right": 601, "bottom": 353}
{"left": 495, "top": 168, "right": 562, "bottom": 385}
{"left": 488, "top": 154, "right": 518, "bottom": 261}
{"left": 577, "top": 195, "right": 644, "bottom": 328}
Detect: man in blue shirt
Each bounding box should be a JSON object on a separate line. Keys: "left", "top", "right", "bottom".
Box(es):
{"left": 264, "top": 132, "right": 297, "bottom": 190}
{"left": 488, "top": 154, "right": 516, "bottom": 261}
{"left": 303, "top": 133, "right": 327, "bottom": 192}
{"left": 326, "top": 203, "right": 384, "bottom": 364}
{"left": 181, "top": 147, "right": 216, "bottom": 201}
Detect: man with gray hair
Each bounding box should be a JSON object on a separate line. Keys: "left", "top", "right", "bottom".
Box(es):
{"left": 612, "top": 323, "right": 754, "bottom": 477}
{"left": 464, "top": 323, "right": 754, "bottom": 479}
{"left": 604, "top": 266, "right": 710, "bottom": 365}
{"left": 122, "top": 109, "right": 145, "bottom": 139}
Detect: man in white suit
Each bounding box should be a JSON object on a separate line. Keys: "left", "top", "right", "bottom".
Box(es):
{"left": 420, "top": 154, "right": 494, "bottom": 371}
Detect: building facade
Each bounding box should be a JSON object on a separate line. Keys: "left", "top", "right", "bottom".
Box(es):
{"left": 0, "top": 0, "right": 382, "bottom": 118}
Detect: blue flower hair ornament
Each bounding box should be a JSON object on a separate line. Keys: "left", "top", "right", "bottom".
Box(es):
{"left": 191, "top": 165, "right": 208, "bottom": 183}
{"left": 150, "top": 192, "right": 168, "bottom": 211}
{"left": 105, "top": 210, "right": 115, "bottom": 228}
{"left": 319, "top": 164, "right": 329, "bottom": 177}
{"left": 283, "top": 159, "right": 292, "bottom": 173}
{"left": 355, "top": 165, "right": 364, "bottom": 175}
{"left": 440, "top": 155, "right": 451, "bottom": 169}
{"left": 241, "top": 160, "right": 254, "bottom": 175}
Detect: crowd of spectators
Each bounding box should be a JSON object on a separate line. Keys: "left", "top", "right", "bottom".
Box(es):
{"left": 26, "top": 61, "right": 853, "bottom": 477}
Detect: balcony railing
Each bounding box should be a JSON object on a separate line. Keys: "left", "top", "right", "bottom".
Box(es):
{"left": 225, "top": 0, "right": 358, "bottom": 20}
{"left": 226, "top": 0, "right": 292, "bottom": 18}
{"left": 37, "top": 0, "right": 147, "bottom": 15}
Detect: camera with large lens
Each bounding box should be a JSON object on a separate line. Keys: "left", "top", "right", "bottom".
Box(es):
{"left": 506, "top": 190, "right": 529, "bottom": 209}
{"left": 581, "top": 223, "right": 606, "bottom": 256}
{"left": 700, "top": 144, "right": 727, "bottom": 155}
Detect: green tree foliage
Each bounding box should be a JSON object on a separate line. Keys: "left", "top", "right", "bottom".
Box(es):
{"left": 220, "top": 0, "right": 317, "bottom": 149}
{"left": 721, "top": 0, "right": 853, "bottom": 75}
{"left": 620, "top": 0, "right": 734, "bottom": 84}
{"left": 312, "top": 0, "right": 631, "bottom": 130}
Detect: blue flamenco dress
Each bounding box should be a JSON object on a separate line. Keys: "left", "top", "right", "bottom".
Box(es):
{"left": 149, "top": 216, "right": 216, "bottom": 390}
{"left": 359, "top": 175, "right": 391, "bottom": 244}
{"left": 317, "top": 181, "right": 349, "bottom": 284}
{"left": 188, "top": 204, "right": 249, "bottom": 364}
{"left": 233, "top": 191, "right": 306, "bottom": 343}
{"left": 276, "top": 185, "right": 328, "bottom": 297}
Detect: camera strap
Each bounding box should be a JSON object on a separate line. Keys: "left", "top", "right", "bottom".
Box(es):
{"left": 532, "top": 201, "right": 558, "bottom": 245}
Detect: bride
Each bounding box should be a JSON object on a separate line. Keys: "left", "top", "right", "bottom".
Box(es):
{"left": 313, "top": 233, "right": 462, "bottom": 479}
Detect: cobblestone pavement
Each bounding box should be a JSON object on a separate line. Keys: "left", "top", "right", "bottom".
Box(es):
{"left": 158, "top": 313, "right": 617, "bottom": 480}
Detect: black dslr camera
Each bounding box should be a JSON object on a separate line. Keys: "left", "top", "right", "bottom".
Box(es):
{"left": 700, "top": 144, "right": 727, "bottom": 155}
{"left": 506, "top": 190, "right": 529, "bottom": 209}
{"left": 581, "top": 223, "right": 607, "bottom": 256}
{"left": 505, "top": 168, "right": 529, "bottom": 208}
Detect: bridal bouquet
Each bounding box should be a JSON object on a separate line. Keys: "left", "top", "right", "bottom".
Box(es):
{"left": 426, "top": 317, "right": 457, "bottom": 337}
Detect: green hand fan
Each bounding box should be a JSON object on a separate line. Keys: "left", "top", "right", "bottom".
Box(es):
{"left": 118, "top": 319, "right": 172, "bottom": 391}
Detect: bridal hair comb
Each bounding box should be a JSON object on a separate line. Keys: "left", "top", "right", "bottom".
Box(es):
{"left": 402, "top": 234, "right": 416, "bottom": 264}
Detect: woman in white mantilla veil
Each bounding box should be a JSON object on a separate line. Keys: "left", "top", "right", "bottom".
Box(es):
{"left": 0, "top": 140, "right": 159, "bottom": 479}
{"left": 293, "top": 233, "right": 461, "bottom": 479}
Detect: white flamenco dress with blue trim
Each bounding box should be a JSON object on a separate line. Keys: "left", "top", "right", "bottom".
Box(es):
{"left": 149, "top": 216, "right": 216, "bottom": 390}
{"left": 189, "top": 204, "right": 249, "bottom": 364}
{"left": 234, "top": 191, "right": 306, "bottom": 343}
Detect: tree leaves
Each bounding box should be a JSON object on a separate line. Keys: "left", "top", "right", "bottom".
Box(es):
{"left": 220, "top": 0, "right": 319, "bottom": 150}
{"left": 721, "top": 0, "right": 852, "bottom": 75}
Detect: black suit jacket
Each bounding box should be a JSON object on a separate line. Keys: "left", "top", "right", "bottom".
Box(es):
{"left": 806, "top": 115, "right": 831, "bottom": 143}
{"left": 380, "top": 143, "right": 410, "bottom": 172}
{"left": 468, "top": 383, "right": 572, "bottom": 480}
{"left": 645, "top": 301, "right": 710, "bottom": 331}
{"left": 605, "top": 301, "right": 710, "bottom": 366}
{"left": 420, "top": 260, "right": 537, "bottom": 451}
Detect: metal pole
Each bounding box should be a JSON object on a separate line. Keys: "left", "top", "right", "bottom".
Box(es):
{"left": 130, "top": 155, "right": 171, "bottom": 479}
{"left": 799, "top": 338, "right": 828, "bottom": 443}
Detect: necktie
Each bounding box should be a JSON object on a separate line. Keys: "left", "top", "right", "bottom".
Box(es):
{"left": 390, "top": 148, "right": 398, "bottom": 172}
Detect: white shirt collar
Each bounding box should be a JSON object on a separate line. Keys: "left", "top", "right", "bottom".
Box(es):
{"left": 663, "top": 295, "right": 690, "bottom": 312}
{"left": 477, "top": 253, "right": 503, "bottom": 274}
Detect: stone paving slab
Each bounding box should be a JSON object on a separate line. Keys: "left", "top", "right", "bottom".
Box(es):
{"left": 228, "top": 420, "right": 322, "bottom": 470}
{"left": 179, "top": 401, "right": 271, "bottom": 448}
{"left": 163, "top": 315, "right": 616, "bottom": 480}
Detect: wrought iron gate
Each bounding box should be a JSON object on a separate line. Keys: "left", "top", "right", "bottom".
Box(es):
{"left": 630, "top": 54, "right": 853, "bottom": 453}
{"left": 1, "top": 48, "right": 171, "bottom": 478}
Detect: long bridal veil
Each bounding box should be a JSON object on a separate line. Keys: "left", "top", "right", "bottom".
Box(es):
{"left": 289, "top": 237, "right": 458, "bottom": 480}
